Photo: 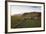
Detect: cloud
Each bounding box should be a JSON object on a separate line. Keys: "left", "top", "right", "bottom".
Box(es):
{"left": 10, "top": 5, "right": 41, "bottom": 15}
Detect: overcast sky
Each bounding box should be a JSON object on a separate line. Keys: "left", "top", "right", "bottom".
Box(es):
{"left": 10, "top": 5, "right": 41, "bottom": 15}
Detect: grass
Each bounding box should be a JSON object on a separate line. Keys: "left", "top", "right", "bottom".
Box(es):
{"left": 11, "top": 16, "right": 41, "bottom": 28}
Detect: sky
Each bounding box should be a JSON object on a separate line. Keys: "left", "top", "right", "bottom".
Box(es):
{"left": 10, "top": 5, "right": 41, "bottom": 15}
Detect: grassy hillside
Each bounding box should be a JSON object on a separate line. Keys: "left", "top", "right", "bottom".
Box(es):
{"left": 11, "top": 12, "right": 41, "bottom": 28}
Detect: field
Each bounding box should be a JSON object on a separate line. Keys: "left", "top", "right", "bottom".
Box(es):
{"left": 11, "top": 12, "right": 41, "bottom": 28}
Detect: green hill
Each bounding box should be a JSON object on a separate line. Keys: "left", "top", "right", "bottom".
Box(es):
{"left": 11, "top": 12, "right": 41, "bottom": 28}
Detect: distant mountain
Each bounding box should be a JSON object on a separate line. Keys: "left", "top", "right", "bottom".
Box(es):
{"left": 22, "top": 12, "right": 41, "bottom": 17}
{"left": 11, "top": 12, "right": 41, "bottom": 19}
